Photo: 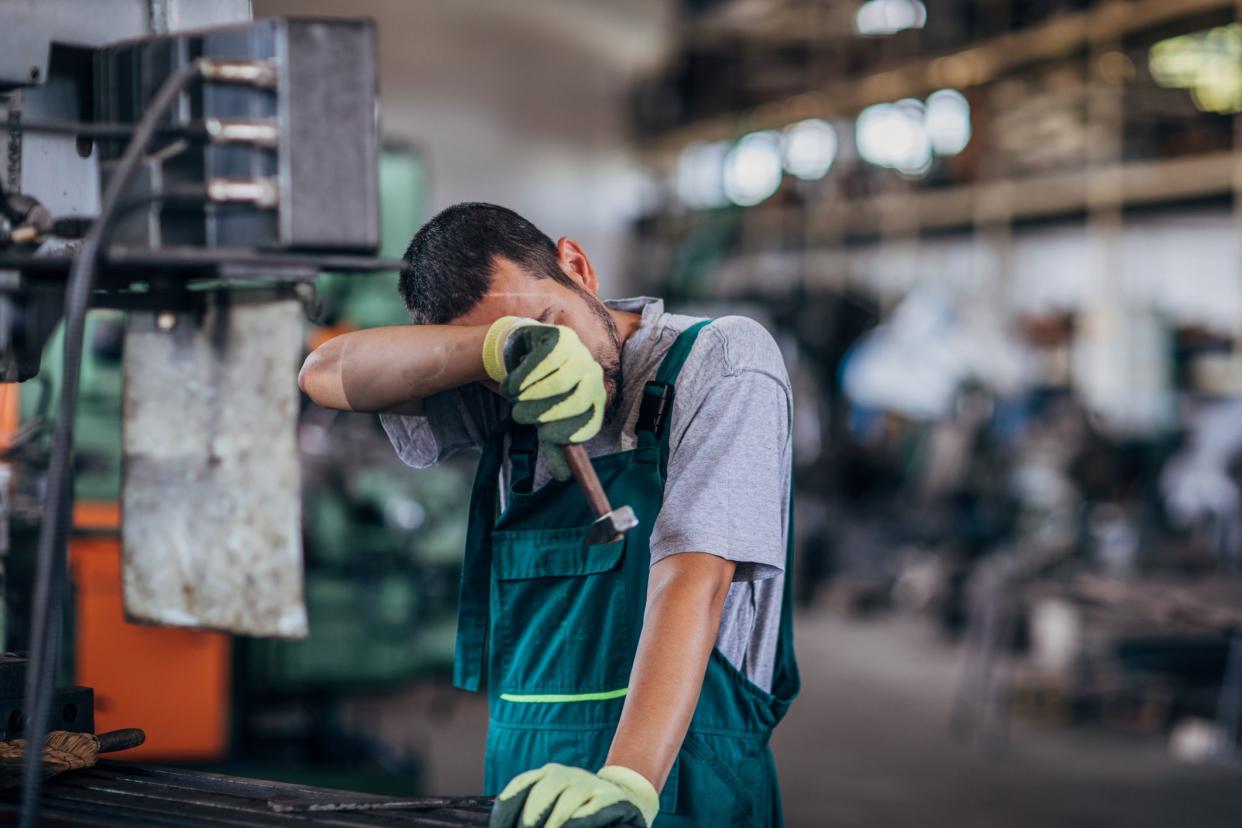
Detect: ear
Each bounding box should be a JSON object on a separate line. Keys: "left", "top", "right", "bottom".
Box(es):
{"left": 556, "top": 237, "right": 599, "bottom": 294}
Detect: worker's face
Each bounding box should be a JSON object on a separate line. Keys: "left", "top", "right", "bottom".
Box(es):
{"left": 452, "top": 239, "right": 623, "bottom": 421}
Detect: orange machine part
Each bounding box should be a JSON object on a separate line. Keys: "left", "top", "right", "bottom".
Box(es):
{"left": 306, "top": 320, "right": 357, "bottom": 352}
{"left": 0, "top": 384, "right": 19, "bottom": 450}
{"left": 69, "top": 510, "right": 231, "bottom": 761}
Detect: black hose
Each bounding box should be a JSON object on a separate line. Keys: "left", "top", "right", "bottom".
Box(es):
{"left": 9, "top": 118, "right": 198, "bottom": 140}
{"left": 19, "top": 61, "right": 205, "bottom": 828}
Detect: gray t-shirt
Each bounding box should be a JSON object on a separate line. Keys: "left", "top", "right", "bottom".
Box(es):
{"left": 380, "top": 297, "right": 792, "bottom": 691}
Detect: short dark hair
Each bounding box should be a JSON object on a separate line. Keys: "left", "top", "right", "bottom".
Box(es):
{"left": 399, "top": 202, "right": 571, "bottom": 323}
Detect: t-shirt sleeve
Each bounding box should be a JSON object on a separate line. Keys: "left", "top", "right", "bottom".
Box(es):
{"left": 649, "top": 316, "right": 793, "bottom": 581}
{"left": 379, "top": 383, "right": 506, "bottom": 468}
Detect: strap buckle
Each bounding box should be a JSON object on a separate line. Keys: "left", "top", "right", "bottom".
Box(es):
{"left": 509, "top": 422, "right": 538, "bottom": 455}
{"left": 636, "top": 381, "right": 675, "bottom": 437}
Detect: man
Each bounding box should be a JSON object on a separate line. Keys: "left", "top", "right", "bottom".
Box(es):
{"left": 299, "top": 203, "right": 798, "bottom": 827}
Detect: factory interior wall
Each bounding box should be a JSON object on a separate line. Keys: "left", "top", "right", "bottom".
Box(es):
{"left": 252, "top": 0, "right": 674, "bottom": 293}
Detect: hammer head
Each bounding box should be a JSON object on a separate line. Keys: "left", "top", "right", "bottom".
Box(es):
{"left": 583, "top": 505, "right": 639, "bottom": 548}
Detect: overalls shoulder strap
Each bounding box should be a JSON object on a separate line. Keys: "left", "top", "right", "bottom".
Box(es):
{"left": 635, "top": 319, "right": 712, "bottom": 477}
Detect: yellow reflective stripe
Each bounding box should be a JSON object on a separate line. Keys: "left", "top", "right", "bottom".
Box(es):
{"left": 499, "top": 687, "right": 628, "bottom": 704}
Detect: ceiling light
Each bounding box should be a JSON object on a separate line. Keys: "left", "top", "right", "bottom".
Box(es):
{"left": 676, "top": 140, "right": 731, "bottom": 208}
{"left": 925, "top": 89, "right": 971, "bottom": 156}
{"left": 855, "top": 0, "right": 927, "bottom": 37}
{"left": 783, "top": 119, "right": 838, "bottom": 180}
{"left": 723, "top": 131, "right": 783, "bottom": 206}
{"left": 1150, "top": 23, "right": 1242, "bottom": 114}
{"left": 856, "top": 101, "right": 931, "bottom": 176}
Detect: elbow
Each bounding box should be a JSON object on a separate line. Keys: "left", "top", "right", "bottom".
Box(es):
{"left": 297, "top": 352, "right": 319, "bottom": 397}
{"left": 297, "top": 357, "right": 313, "bottom": 396}
{"left": 298, "top": 344, "right": 339, "bottom": 406}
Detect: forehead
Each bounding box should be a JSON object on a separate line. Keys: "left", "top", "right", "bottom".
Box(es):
{"left": 451, "top": 258, "right": 564, "bottom": 326}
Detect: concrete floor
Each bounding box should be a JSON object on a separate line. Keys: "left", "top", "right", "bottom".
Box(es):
{"left": 347, "top": 611, "right": 1242, "bottom": 827}
{"left": 774, "top": 614, "right": 1241, "bottom": 828}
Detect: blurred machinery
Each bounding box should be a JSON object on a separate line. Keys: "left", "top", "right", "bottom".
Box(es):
{"left": 0, "top": 2, "right": 484, "bottom": 824}
{"left": 628, "top": 0, "right": 1242, "bottom": 761}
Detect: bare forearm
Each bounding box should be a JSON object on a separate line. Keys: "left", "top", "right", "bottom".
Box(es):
{"left": 299, "top": 324, "right": 491, "bottom": 413}
{"left": 605, "top": 553, "right": 735, "bottom": 791}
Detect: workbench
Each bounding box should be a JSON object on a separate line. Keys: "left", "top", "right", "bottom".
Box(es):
{"left": 0, "top": 762, "right": 491, "bottom": 826}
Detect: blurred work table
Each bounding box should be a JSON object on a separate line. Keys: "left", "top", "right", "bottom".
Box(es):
{"left": 0, "top": 762, "right": 491, "bottom": 826}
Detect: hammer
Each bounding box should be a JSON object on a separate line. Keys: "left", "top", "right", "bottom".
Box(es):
{"left": 562, "top": 444, "right": 638, "bottom": 547}
{"left": 502, "top": 329, "right": 638, "bottom": 547}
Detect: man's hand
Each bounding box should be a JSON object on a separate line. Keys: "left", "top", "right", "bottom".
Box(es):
{"left": 490, "top": 763, "right": 659, "bottom": 828}
{"left": 484, "top": 316, "right": 606, "bottom": 480}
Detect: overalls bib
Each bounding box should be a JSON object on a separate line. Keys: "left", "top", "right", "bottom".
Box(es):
{"left": 453, "top": 320, "right": 800, "bottom": 827}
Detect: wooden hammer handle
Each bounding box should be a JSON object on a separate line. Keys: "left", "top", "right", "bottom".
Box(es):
{"left": 562, "top": 444, "right": 611, "bottom": 519}
{"left": 96, "top": 728, "right": 145, "bottom": 754}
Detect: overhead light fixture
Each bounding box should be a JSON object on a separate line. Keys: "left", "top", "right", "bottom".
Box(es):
{"left": 676, "top": 140, "right": 732, "bottom": 208}
{"left": 855, "top": 0, "right": 927, "bottom": 37}
{"left": 1149, "top": 23, "right": 1242, "bottom": 114}
{"left": 854, "top": 90, "right": 968, "bottom": 177}
{"left": 723, "top": 131, "right": 783, "bottom": 206}
{"left": 856, "top": 100, "right": 931, "bottom": 177}
{"left": 783, "top": 119, "right": 838, "bottom": 180}
{"left": 924, "top": 89, "right": 971, "bottom": 156}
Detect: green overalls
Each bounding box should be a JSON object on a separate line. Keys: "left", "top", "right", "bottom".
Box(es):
{"left": 453, "top": 321, "right": 800, "bottom": 827}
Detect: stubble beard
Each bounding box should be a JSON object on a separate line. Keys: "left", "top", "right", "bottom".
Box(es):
{"left": 583, "top": 293, "right": 624, "bottom": 425}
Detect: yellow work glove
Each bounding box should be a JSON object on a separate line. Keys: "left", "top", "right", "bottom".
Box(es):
{"left": 489, "top": 763, "right": 659, "bottom": 828}
{"left": 482, "top": 316, "right": 606, "bottom": 481}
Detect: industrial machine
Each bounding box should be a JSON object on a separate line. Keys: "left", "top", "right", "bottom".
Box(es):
{"left": 0, "top": 2, "right": 483, "bottom": 824}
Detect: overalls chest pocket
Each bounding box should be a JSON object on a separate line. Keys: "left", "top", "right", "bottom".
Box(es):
{"left": 491, "top": 527, "right": 632, "bottom": 696}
